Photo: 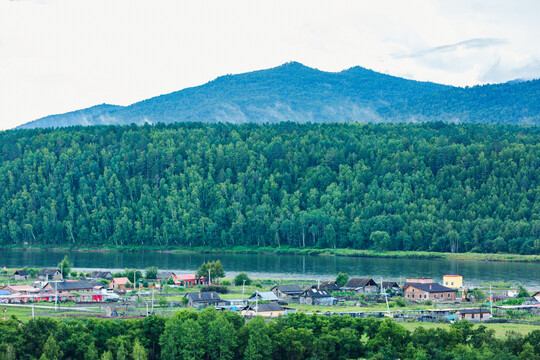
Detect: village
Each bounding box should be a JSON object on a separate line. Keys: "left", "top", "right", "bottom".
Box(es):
{"left": 1, "top": 261, "right": 539, "bottom": 327}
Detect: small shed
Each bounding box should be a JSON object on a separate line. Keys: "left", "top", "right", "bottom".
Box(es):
{"left": 38, "top": 269, "right": 63, "bottom": 281}
{"left": 457, "top": 309, "right": 492, "bottom": 322}
{"left": 14, "top": 270, "right": 30, "bottom": 281}
{"left": 184, "top": 292, "right": 223, "bottom": 308}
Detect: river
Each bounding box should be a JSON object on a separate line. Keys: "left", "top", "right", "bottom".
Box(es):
{"left": 1, "top": 249, "right": 539, "bottom": 288}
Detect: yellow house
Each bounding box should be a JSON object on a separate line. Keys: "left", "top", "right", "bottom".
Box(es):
{"left": 443, "top": 275, "right": 463, "bottom": 289}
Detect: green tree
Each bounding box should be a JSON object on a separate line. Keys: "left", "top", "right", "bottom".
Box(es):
{"left": 197, "top": 260, "right": 225, "bottom": 283}
{"left": 132, "top": 340, "right": 147, "bottom": 360}
{"left": 85, "top": 342, "right": 99, "bottom": 360}
{"left": 207, "top": 316, "right": 237, "bottom": 360}
{"left": 58, "top": 255, "right": 73, "bottom": 278}
{"left": 335, "top": 272, "right": 349, "bottom": 287}
{"left": 116, "top": 342, "right": 128, "bottom": 360}
{"left": 145, "top": 266, "right": 158, "bottom": 280}
{"left": 234, "top": 272, "right": 251, "bottom": 286}
{"left": 100, "top": 351, "right": 113, "bottom": 360}
{"left": 40, "top": 334, "right": 63, "bottom": 360}
{"left": 517, "top": 284, "right": 530, "bottom": 298}
{"left": 243, "top": 317, "right": 272, "bottom": 360}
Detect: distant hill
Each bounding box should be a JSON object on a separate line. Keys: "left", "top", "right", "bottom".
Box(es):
{"left": 17, "top": 104, "right": 124, "bottom": 129}
{"left": 17, "top": 62, "right": 540, "bottom": 128}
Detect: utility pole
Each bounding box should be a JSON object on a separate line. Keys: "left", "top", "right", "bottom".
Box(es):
{"left": 490, "top": 283, "right": 493, "bottom": 315}
{"left": 255, "top": 295, "right": 258, "bottom": 315}
{"left": 32, "top": 301, "right": 35, "bottom": 320}
{"left": 208, "top": 269, "right": 211, "bottom": 286}
{"left": 55, "top": 281, "right": 58, "bottom": 311}
{"left": 242, "top": 279, "right": 246, "bottom": 302}
{"left": 151, "top": 289, "right": 154, "bottom": 314}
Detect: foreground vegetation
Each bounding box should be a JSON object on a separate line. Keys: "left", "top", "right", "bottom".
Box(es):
{"left": 1, "top": 310, "right": 539, "bottom": 360}
{"left": 1, "top": 123, "right": 539, "bottom": 254}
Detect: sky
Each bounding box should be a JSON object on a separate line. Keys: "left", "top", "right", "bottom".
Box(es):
{"left": 1, "top": 0, "right": 539, "bottom": 130}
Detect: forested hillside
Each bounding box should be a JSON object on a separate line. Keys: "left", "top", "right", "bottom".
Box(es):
{"left": 18, "top": 62, "right": 539, "bottom": 129}
{"left": 1, "top": 123, "right": 539, "bottom": 254}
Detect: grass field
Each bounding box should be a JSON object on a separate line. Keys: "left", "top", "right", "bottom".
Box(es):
{"left": 400, "top": 321, "right": 540, "bottom": 338}
{"left": 6, "top": 245, "right": 540, "bottom": 262}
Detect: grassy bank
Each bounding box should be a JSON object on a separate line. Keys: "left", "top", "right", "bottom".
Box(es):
{"left": 3, "top": 244, "right": 539, "bottom": 263}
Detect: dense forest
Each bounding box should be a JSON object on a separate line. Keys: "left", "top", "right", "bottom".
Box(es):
{"left": 0, "top": 122, "right": 539, "bottom": 254}
{"left": 19, "top": 62, "right": 539, "bottom": 129}
{"left": 1, "top": 310, "right": 539, "bottom": 360}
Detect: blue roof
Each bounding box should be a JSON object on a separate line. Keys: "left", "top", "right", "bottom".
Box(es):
{"left": 0, "top": 290, "right": 11, "bottom": 295}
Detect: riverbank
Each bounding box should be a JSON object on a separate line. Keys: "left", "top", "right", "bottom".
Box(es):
{"left": 3, "top": 245, "right": 539, "bottom": 263}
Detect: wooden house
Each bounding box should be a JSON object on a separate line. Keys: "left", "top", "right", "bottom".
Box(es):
{"left": 270, "top": 285, "right": 303, "bottom": 299}
{"left": 456, "top": 309, "right": 491, "bottom": 322}
{"left": 343, "top": 278, "right": 379, "bottom": 294}
{"left": 184, "top": 292, "right": 223, "bottom": 308}
{"left": 404, "top": 283, "right": 455, "bottom": 301}
{"left": 299, "top": 288, "right": 335, "bottom": 306}
{"left": 43, "top": 281, "right": 99, "bottom": 294}
{"left": 14, "top": 270, "right": 30, "bottom": 281}
{"left": 241, "top": 303, "right": 285, "bottom": 317}
{"left": 109, "top": 277, "right": 131, "bottom": 290}
{"left": 38, "top": 269, "right": 63, "bottom": 281}
{"left": 89, "top": 271, "right": 113, "bottom": 281}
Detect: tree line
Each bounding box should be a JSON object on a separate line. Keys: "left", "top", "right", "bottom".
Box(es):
{"left": 0, "top": 122, "right": 538, "bottom": 253}
{"left": 1, "top": 310, "right": 539, "bottom": 360}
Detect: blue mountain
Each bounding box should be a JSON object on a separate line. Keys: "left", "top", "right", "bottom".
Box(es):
{"left": 17, "top": 62, "right": 540, "bottom": 128}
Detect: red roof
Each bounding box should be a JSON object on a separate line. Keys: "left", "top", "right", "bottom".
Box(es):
{"left": 175, "top": 274, "right": 197, "bottom": 281}
{"left": 111, "top": 277, "right": 130, "bottom": 285}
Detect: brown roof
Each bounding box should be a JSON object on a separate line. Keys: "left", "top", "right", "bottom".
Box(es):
{"left": 344, "top": 278, "right": 378, "bottom": 288}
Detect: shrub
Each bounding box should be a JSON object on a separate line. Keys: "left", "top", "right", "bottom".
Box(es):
{"left": 254, "top": 282, "right": 263, "bottom": 289}
{"left": 221, "top": 280, "right": 231, "bottom": 286}
{"left": 234, "top": 272, "right": 252, "bottom": 286}
{"left": 394, "top": 297, "right": 407, "bottom": 307}
{"left": 70, "top": 271, "right": 78, "bottom": 278}
{"left": 424, "top": 299, "right": 433, "bottom": 306}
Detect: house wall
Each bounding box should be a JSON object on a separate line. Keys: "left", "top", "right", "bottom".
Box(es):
{"left": 14, "top": 275, "right": 29, "bottom": 281}
{"left": 443, "top": 276, "right": 463, "bottom": 289}
{"left": 459, "top": 313, "right": 491, "bottom": 322}
{"left": 404, "top": 288, "right": 456, "bottom": 301}
{"left": 241, "top": 310, "right": 284, "bottom": 317}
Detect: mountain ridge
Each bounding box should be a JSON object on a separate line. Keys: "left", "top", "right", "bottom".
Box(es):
{"left": 16, "top": 62, "right": 540, "bottom": 129}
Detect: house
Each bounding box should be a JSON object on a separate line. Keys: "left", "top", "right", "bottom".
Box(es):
{"left": 184, "top": 292, "right": 222, "bottom": 307}
{"left": 343, "top": 278, "right": 379, "bottom": 294}
{"left": 248, "top": 291, "right": 279, "bottom": 303}
{"left": 43, "top": 281, "right": 99, "bottom": 294}
{"left": 14, "top": 270, "right": 30, "bottom": 281}
{"left": 443, "top": 275, "right": 463, "bottom": 289}
{"left": 110, "top": 277, "right": 131, "bottom": 290}
{"left": 157, "top": 272, "right": 176, "bottom": 281}
{"left": 0, "top": 285, "right": 39, "bottom": 295}
{"left": 173, "top": 274, "right": 198, "bottom": 287}
{"left": 381, "top": 281, "right": 401, "bottom": 292}
{"left": 404, "top": 283, "right": 456, "bottom": 301}
{"left": 270, "top": 285, "right": 303, "bottom": 299}
{"left": 299, "top": 288, "right": 335, "bottom": 306}
{"left": 317, "top": 281, "right": 342, "bottom": 292}
{"left": 405, "top": 278, "right": 433, "bottom": 284}
{"left": 38, "top": 269, "right": 63, "bottom": 281}
{"left": 89, "top": 271, "right": 113, "bottom": 281}
{"left": 241, "top": 303, "right": 285, "bottom": 317}
{"left": 457, "top": 309, "right": 492, "bottom": 322}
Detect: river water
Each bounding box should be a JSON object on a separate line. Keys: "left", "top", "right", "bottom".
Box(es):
{"left": 1, "top": 249, "right": 538, "bottom": 288}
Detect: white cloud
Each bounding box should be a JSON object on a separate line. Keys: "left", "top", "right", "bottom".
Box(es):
{"left": 0, "top": 0, "right": 539, "bottom": 129}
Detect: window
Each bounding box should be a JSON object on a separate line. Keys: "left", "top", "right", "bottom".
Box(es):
{"left": 451, "top": 282, "right": 454, "bottom": 285}
{"left": 471, "top": 314, "right": 474, "bottom": 319}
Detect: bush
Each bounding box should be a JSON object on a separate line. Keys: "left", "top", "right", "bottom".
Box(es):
{"left": 201, "top": 285, "right": 228, "bottom": 294}
{"left": 221, "top": 280, "right": 231, "bottom": 286}
{"left": 234, "top": 272, "right": 252, "bottom": 286}
{"left": 254, "top": 282, "right": 263, "bottom": 289}
{"left": 70, "top": 271, "right": 78, "bottom": 278}
{"left": 424, "top": 299, "right": 433, "bottom": 306}
{"left": 394, "top": 297, "right": 407, "bottom": 307}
